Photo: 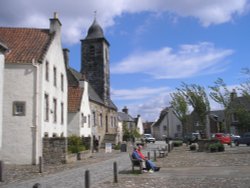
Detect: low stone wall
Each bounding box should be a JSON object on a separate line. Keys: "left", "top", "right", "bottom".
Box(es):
{"left": 197, "top": 139, "right": 217, "bottom": 152}
{"left": 43, "top": 137, "right": 67, "bottom": 165}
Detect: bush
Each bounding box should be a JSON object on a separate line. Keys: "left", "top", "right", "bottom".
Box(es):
{"left": 208, "top": 142, "right": 224, "bottom": 152}
{"left": 217, "top": 143, "right": 225, "bottom": 152}
{"left": 208, "top": 143, "right": 218, "bottom": 152}
{"left": 190, "top": 144, "right": 196, "bottom": 151}
{"left": 68, "top": 135, "right": 86, "bottom": 154}
{"left": 172, "top": 140, "right": 183, "bottom": 147}
{"left": 113, "top": 143, "right": 121, "bottom": 150}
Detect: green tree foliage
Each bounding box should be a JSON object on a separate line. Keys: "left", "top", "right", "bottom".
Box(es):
{"left": 170, "top": 91, "right": 189, "bottom": 134}
{"left": 68, "top": 135, "right": 86, "bottom": 153}
{"left": 209, "top": 78, "right": 231, "bottom": 132}
{"left": 176, "top": 82, "right": 210, "bottom": 138}
{"left": 209, "top": 78, "right": 231, "bottom": 108}
{"left": 122, "top": 122, "right": 140, "bottom": 141}
{"left": 239, "top": 68, "right": 250, "bottom": 97}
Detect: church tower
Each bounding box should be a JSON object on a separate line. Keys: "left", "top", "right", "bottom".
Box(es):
{"left": 81, "top": 18, "right": 110, "bottom": 105}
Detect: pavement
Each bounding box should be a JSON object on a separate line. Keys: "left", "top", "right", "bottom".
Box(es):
{"left": 1, "top": 142, "right": 250, "bottom": 188}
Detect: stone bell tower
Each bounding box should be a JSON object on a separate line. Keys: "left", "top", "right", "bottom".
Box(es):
{"left": 80, "top": 17, "right": 110, "bottom": 105}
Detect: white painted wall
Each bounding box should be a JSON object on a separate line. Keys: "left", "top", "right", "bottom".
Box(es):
{"left": 68, "top": 81, "right": 91, "bottom": 137}
{"left": 2, "top": 64, "right": 35, "bottom": 164}
{"left": 79, "top": 81, "right": 91, "bottom": 137}
{"left": 0, "top": 52, "right": 4, "bottom": 149}
{"left": 41, "top": 29, "right": 68, "bottom": 138}
{"left": 117, "top": 121, "right": 123, "bottom": 143}
{"left": 1, "top": 19, "right": 68, "bottom": 164}
{"left": 136, "top": 116, "right": 144, "bottom": 135}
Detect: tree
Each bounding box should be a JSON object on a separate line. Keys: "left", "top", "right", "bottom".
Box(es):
{"left": 170, "top": 91, "right": 189, "bottom": 135}
{"left": 239, "top": 68, "right": 250, "bottom": 97}
{"left": 209, "top": 78, "right": 231, "bottom": 132}
{"left": 235, "top": 68, "right": 250, "bottom": 133}
{"left": 177, "top": 82, "right": 211, "bottom": 138}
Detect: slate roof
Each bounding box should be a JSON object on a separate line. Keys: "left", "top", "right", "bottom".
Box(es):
{"left": 210, "top": 110, "right": 225, "bottom": 122}
{"left": 117, "top": 112, "right": 134, "bottom": 122}
{"left": 153, "top": 107, "right": 173, "bottom": 127}
{"left": 68, "top": 86, "right": 84, "bottom": 113}
{"left": 67, "top": 67, "right": 117, "bottom": 110}
{"left": 0, "top": 27, "right": 53, "bottom": 63}
{"left": 86, "top": 19, "right": 104, "bottom": 40}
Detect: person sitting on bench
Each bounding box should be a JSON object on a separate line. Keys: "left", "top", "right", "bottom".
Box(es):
{"left": 137, "top": 145, "right": 160, "bottom": 172}
{"left": 132, "top": 146, "right": 148, "bottom": 172}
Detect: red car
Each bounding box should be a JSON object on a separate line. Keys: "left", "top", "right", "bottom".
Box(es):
{"left": 212, "top": 133, "right": 231, "bottom": 145}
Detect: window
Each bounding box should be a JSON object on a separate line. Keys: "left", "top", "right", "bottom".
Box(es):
{"left": 53, "top": 98, "right": 57, "bottom": 123}
{"left": 232, "top": 113, "right": 238, "bottom": 122}
{"left": 81, "top": 113, "right": 84, "bottom": 127}
{"left": 111, "top": 116, "right": 113, "bottom": 128}
{"left": 44, "top": 94, "right": 49, "bottom": 121}
{"left": 89, "top": 45, "right": 95, "bottom": 56}
{"left": 163, "top": 126, "right": 167, "bottom": 131}
{"left": 53, "top": 66, "right": 57, "bottom": 87}
{"left": 45, "top": 61, "right": 49, "bottom": 81}
{"left": 44, "top": 132, "right": 49, "bottom": 137}
{"left": 61, "top": 102, "right": 64, "bottom": 124}
{"left": 177, "top": 125, "right": 181, "bottom": 132}
{"left": 92, "top": 111, "right": 96, "bottom": 126}
{"left": 13, "top": 101, "right": 26, "bottom": 116}
{"left": 99, "top": 113, "right": 103, "bottom": 127}
{"left": 88, "top": 115, "right": 91, "bottom": 128}
{"left": 61, "top": 73, "right": 64, "bottom": 91}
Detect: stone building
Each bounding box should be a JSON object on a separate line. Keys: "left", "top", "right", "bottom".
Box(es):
{"left": 67, "top": 18, "right": 118, "bottom": 148}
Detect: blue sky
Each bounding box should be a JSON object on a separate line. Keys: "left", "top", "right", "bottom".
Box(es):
{"left": 1, "top": 0, "right": 250, "bottom": 122}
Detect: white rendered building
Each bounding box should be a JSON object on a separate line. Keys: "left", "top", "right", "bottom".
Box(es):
{"left": 0, "top": 13, "right": 68, "bottom": 164}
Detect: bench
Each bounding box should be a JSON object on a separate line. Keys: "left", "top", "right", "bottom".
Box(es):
{"left": 158, "top": 146, "right": 168, "bottom": 158}
{"left": 129, "top": 154, "right": 143, "bottom": 173}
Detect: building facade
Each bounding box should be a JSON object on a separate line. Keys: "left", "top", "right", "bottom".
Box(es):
{"left": 0, "top": 13, "right": 68, "bottom": 164}
{"left": 152, "top": 107, "right": 182, "bottom": 140}
{"left": 0, "top": 41, "right": 8, "bottom": 149}
{"left": 80, "top": 18, "right": 118, "bottom": 146}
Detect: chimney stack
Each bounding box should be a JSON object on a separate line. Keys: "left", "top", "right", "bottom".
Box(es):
{"left": 122, "top": 106, "right": 128, "bottom": 114}
{"left": 63, "top": 48, "right": 69, "bottom": 68}
{"left": 230, "top": 89, "right": 237, "bottom": 101}
{"left": 50, "top": 12, "right": 61, "bottom": 34}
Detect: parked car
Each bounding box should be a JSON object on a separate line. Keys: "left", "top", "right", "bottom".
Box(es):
{"left": 143, "top": 134, "right": 155, "bottom": 143}
{"left": 234, "top": 132, "right": 250, "bottom": 146}
{"left": 230, "top": 134, "right": 241, "bottom": 142}
{"left": 211, "top": 133, "right": 231, "bottom": 145}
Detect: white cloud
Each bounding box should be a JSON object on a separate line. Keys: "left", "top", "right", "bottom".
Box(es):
{"left": 112, "top": 87, "right": 171, "bottom": 100}
{"left": 113, "top": 83, "right": 242, "bottom": 122}
{"left": 0, "top": 0, "right": 248, "bottom": 44}
{"left": 111, "top": 42, "right": 234, "bottom": 79}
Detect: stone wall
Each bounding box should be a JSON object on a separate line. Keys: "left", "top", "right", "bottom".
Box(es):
{"left": 43, "top": 137, "right": 67, "bottom": 164}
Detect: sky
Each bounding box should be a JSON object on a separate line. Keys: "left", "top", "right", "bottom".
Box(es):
{"left": 1, "top": 0, "right": 250, "bottom": 122}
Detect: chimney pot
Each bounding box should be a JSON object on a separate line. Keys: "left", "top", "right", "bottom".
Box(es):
{"left": 54, "top": 12, "right": 58, "bottom": 19}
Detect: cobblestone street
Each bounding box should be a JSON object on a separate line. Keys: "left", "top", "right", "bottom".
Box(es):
{"left": 1, "top": 142, "right": 250, "bottom": 188}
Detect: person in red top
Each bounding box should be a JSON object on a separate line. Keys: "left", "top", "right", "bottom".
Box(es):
{"left": 137, "top": 145, "right": 160, "bottom": 172}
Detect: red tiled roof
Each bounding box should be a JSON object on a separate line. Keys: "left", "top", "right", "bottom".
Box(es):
{"left": 0, "top": 27, "right": 53, "bottom": 63}
{"left": 68, "top": 86, "right": 84, "bottom": 112}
